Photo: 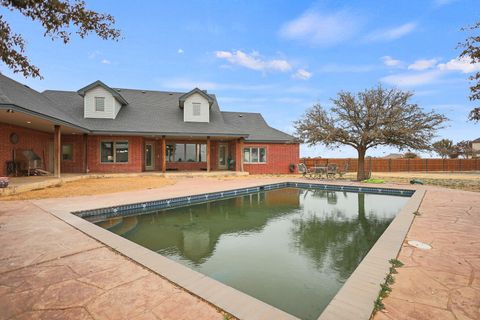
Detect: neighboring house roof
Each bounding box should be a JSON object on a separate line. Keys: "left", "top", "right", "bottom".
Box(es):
{"left": 0, "top": 74, "right": 295, "bottom": 142}
{"left": 473, "top": 137, "right": 480, "bottom": 143}
{"left": 77, "top": 80, "right": 128, "bottom": 105}
{"left": 178, "top": 88, "right": 214, "bottom": 109}
{"left": 382, "top": 153, "right": 404, "bottom": 159}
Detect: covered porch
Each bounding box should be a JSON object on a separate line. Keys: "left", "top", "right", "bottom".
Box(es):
{"left": 143, "top": 135, "right": 245, "bottom": 173}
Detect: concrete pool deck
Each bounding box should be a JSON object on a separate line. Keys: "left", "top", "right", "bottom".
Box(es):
{"left": 1, "top": 177, "right": 479, "bottom": 319}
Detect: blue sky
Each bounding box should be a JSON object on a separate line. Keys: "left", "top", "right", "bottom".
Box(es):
{"left": 2, "top": 0, "right": 479, "bottom": 158}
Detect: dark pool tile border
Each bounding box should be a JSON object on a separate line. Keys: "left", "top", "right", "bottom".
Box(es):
{"left": 65, "top": 181, "right": 420, "bottom": 320}
{"left": 74, "top": 182, "right": 414, "bottom": 221}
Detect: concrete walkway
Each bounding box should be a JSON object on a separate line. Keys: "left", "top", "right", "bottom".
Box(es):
{"left": 374, "top": 188, "right": 480, "bottom": 320}
{"left": 0, "top": 177, "right": 478, "bottom": 319}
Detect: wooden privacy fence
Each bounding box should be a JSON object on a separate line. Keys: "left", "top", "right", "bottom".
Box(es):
{"left": 300, "top": 158, "right": 480, "bottom": 172}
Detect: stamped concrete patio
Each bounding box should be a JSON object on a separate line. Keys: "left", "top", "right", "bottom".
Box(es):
{"left": 373, "top": 187, "right": 480, "bottom": 320}
{"left": 0, "top": 176, "right": 479, "bottom": 320}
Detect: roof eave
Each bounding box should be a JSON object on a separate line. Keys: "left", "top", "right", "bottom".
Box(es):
{"left": 0, "top": 104, "right": 90, "bottom": 133}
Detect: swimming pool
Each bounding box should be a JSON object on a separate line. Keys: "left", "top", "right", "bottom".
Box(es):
{"left": 88, "top": 186, "right": 409, "bottom": 320}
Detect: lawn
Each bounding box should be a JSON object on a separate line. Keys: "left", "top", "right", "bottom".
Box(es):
{"left": 1, "top": 176, "right": 176, "bottom": 201}
{"left": 345, "top": 171, "right": 480, "bottom": 192}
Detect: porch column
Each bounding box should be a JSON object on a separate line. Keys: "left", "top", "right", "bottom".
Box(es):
{"left": 54, "top": 125, "right": 61, "bottom": 178}
{"left": 161, "top": 135, "right": 166, "bottom": 173}
{"left": 239, "top": 138, "right": 244, "bottom": 172}
{"left": 83, "top": 134, "right": 88, "bottom": 173}
{"left": 206, "top": 136, "right": 211, "bottom": 172}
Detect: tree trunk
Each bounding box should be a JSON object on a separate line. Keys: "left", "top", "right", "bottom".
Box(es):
{"left": 357, "top": 147, "right": 367, "bottom": 181}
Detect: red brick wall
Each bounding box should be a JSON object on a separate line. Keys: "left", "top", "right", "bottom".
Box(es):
{"left": 243, "top": 142, "right": 299, "bottom": 174}
{"left": 1, "top": 125, "right": 300, "bottom": 176}
{"left": 86, "top": 136, "right": 143, "bottom": 173}
{"left": 1, "top": 123, "right": 52, "bottom": 175}
{"left": 61, "top": 134, "right": 86, "bottom": 173}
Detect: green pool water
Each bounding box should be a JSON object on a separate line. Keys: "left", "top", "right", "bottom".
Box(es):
{"left": 95, "top": 188, "right": 408, "bottom": 320}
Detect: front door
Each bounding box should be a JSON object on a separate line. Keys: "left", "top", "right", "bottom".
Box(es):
{"left": 218, "top": 144, "right": 228, "bottom": 170}
{"left": 145, "top": 142, "right": 155, "bottom": 171}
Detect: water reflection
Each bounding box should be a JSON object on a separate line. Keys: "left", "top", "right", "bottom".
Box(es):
{"left": 96, "top": 188, "right": 406, "bottom": 320}
{"left": 103, "top": 188, "right": 300, "bottom": 265}
{"left": 291, "top": 191, "right": 391, "bottom": 282}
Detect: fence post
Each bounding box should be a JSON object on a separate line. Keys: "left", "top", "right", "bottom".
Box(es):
{"left": 407, "top": 159, "right": 410, "bottom": 172}
{"left": 425, "top": 159, "right": 428, "bottom": 173}
{"left": 442, "top": 158, "right": 445, "bottom": 172}
{"left": 389, "top": 159, "right": 392, "bottom": 172}
{"left": 459, "top": 159, "right": 462, "bottom": 172}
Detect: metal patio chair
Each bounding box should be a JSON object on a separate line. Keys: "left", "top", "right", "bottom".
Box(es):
{"left": 326, "top": 164, "right": 338, "bottom": 179}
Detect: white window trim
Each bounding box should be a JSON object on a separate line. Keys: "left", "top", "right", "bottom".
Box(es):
{"left": 95, "top": 97, "right": 105, "bottom": 112}
{"left": 243, "top": 147, "right": 267, "bottom": 164}
{"left": 192, "top": 102, "right": 201, "bottom": 116}
{"left": 100, "top": 140, "right": 129, "bottom": 164}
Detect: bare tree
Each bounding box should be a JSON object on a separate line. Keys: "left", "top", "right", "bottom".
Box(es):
{"left": 432, "top": 139, "right": 455, "bottom": 159}
{"left": 0, "top": 0, "right": 121, "bottom": 78}
{"left": 459, "top": 21, "right": 480, "bottom": 121}
{"left": 294, "top": 86, "right": 447, "bottom": 181}
{"left": 455, "top": 140, "right": 474, "bottom": 158}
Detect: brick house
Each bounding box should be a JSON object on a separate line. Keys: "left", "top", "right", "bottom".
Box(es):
{"left": 0, "top": 74, "right": 299, "bottom": 176}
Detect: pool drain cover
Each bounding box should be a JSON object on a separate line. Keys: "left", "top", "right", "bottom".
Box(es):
{"left": 408, "top": 240, "right": 432, "bottom": 250}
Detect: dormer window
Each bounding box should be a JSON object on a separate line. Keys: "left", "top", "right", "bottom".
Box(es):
{"left": 193, "top": 103, "right": 201, "bottom": 116}
{"left": 95, "top": 97, "right": 105, "bottom": 112}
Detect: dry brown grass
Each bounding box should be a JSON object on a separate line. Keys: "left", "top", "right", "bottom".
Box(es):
{"left": 344, "top": 171, "right": 480, "bottom": 192}
{"left": 1, "top": 176, "right": 176, "bottom": 201}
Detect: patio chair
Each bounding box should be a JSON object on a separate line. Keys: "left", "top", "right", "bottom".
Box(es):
{"left": 298, "top": 163, "right": 315, "bottom": 179}
{"left": 326, "top": 164, "right": 338, "bottom": 179}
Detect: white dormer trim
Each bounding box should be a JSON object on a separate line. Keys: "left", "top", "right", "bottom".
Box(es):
{"left": 183, "top": 92, "right": 210, "bottom": 123}
{"left": 83, "top": 86, "right": 121, "bottom": 119}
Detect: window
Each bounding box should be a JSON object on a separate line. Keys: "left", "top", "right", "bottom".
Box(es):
{"left": 243, "top": 147, "right": 266, "bottom": 163}
{"left": 62, "top": 144, "right": 73, "bottom": 161}
{"left": 95, "top": 97, "right": 105, "bottom": 112}
{"left": 101, "top": 141, "right": 129, "bottom": 163}
{"left": 192, "top": 103, "right": 201, "bottom": 116}
{"left": 167, "top": 143, "right": 207, "bottom": 162}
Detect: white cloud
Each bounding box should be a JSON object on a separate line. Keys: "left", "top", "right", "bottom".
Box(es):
{"left": 101, "top": 59, "right": 111, "bottom": 64}
{"left": 177, "top": 48, "right": 184, "bottom": 54}
{"left": 408, "top": 58, "right": 438, "bottom": 70}
{"left": 381, "top": 56, "right": 402, "bottom": 67}
{"left": 437, "top": 57, "right": 480, "bottom": 73}
{"left": 215, "top": 50, "right": 292, "bottom": 72}
{"left": 293, "top": 69, "right": 312, "bottom": 80}
{"left": 365, "top": 22, "right": 417, "bottom": 42}
{"left": 279, "top": 10, "right": 361, "bottom": 46}
{"left": 381, "top": 71, "right": 441, "bottom": 87}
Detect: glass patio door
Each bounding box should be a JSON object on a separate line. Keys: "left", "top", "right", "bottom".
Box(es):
{"left": 218, "top": 144, "right": 228, "bottom": 169}
{"left": 145, "top": 142, "right": 155, "bottom": 170}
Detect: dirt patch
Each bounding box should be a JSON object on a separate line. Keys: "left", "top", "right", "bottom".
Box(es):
{"left": 1, "top": 176, "right": 176, "bottom": 201}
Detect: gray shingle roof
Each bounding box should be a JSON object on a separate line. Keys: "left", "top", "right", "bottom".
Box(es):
{"left": 222, "top": 111, "right": 296, "bottom": 142}
{"left": 0, "top": 74, "right": 87, "bottom": 130}
{"left": 0, "top": 74, "right": 295, "bottom": 142}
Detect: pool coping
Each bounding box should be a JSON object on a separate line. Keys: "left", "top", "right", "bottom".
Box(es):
{"left": 48, "top": 182, "right": 424, "bottom": 320}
